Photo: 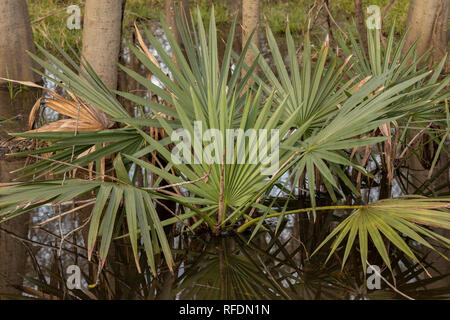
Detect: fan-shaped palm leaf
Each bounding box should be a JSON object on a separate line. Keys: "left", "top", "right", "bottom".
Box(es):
{"left": 312, "top": 197, "right": 450, "bottom": 272}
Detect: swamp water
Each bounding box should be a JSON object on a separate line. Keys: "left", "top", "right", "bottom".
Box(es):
{"left": 1, "top": 24, "right": 448, "bottom": 300}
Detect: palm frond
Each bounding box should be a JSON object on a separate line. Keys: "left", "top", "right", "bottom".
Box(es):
{"left": 312, "top": 197, "right": 450, "bottom": 272}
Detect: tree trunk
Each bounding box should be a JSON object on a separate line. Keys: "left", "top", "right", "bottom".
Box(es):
{"left": 164, "top": 0, "right": 190, "bottom": 66}
{"left": 241, "top": 0, "right": 260, "bottom": 80}
{"left": 403, "top": 0, "right": 449, "bottom": 195}
{"left": 354, "top": 0, "right": 368, "bottom": 57}
{"left": 82, "top": 0, "right": 123, "bottom": 90}
{"left": 403, "top": 0, "right": 450, "bottom": 289}
{"left": 403, "top": 0, "right": 449, "bottom": 66}
{"left": 0, "top": 0, "right": 39, "bottom": 85}
{"left": 230, "top": 0, "right": 242, "bottom": 55}
{"left": 79, "top": 0, "right": 124, "bottom": 244}
{"left": 431, "top": 0, "right": 449, "bottom": 72}
{"left": 165, "top": 0, "right": 181, "bottom": 49}
{"left": 0, "top": 0, "right": 39, "bottom": 298}
{"left": 79, "top": 0, "right": 124, "bottom": 294}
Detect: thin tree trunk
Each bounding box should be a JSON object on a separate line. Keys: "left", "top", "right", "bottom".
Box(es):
{"left": 79, "top": 0, "right": 124, "bottom": 238}
{"left": 403, "top": 0, "right": 446, "bottom": 60}
{"left": 0, "top": 0, "right": 39, "bottom": 84}
{"left": 78, "top": 0, "right": 124, "bottom": 243}
{"left": 159, "top": 0, "right": 188, "bottom": 228}
{"left": 241, "top": 0, "right": 260, "bottom": 81}
{"left": 82, "top": 0, "right": 123, "bottom": 90}
{"left": 354, "top": 0, "right": 368, "bottom": 57}
{"left": 230, "top": 0, "right": 242, "bottom": 55}
{"left": 165, "top": 0, "right": 181, "bottom": 48}
{"left": 165, "top": 0, "right": 190, "bottom": 66}
{"left": 431, "top": 0, "right": 449, "bottom": 72}
{"left": 402, "top": 0, "right": 449, "bottom": 194}
{"left": 403, "top": 0, "right": 450, "bottom": 289}
{"left": 0, "top": 0, "right": 40, "bottom": 298}
{"left": 403, "top": 0, "right": 449, "bottom": 194}
{"left": 80, "top": 0, "right": 124, "bottom": 294}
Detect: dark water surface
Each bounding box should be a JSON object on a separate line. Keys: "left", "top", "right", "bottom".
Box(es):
{"left": 1, "top": 26, "right": 449, "bottom": 300}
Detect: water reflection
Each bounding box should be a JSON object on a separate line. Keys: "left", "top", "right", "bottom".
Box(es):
{"left": 12, "top": 218, "right": 450, "bottom": 300}
{"left": 1, "top": 22, "right": 448, "bottom": 301}
{"left": 0, "top": 87, "right": 42, "bottom": 298}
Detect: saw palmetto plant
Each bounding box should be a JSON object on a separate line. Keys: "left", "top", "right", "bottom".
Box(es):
{"left": 335, "top": 24, "right": 450, "bottom": 196}
{"left": 0, "top": 8, "right": 449, "bottom": 285}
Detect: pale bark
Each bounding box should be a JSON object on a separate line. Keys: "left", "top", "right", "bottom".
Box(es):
{"left": 403, "top": 0, "right": 449, "bottom": 194}
{"left": 165, "top": 0, "right": 181, "bottom": 49}
{"left": 403, "top": 0, "right": 450, "bottom": 289}
{"left": 0, "top": 0, "right": 39, "bottom": 298}
{"left": 230, "top": 0, "right": 242, "bottom": 55}
{"left": 242, "top": 0, "right": 260, "bottom": 74}
{"left": 354, "top": 0, "right": 368, "bottom": 56}
{"left": 404, "top": 0, "right": 437, "bottom": 56}
{"left": 82, "top": 0, "right": 123, "bottom": 90}
{"left": 164, "top": 0, "right": 190, "bottom": 66}
{"left": 0, "top": 0, "right": 39, "bottom": 85}
{"left": 78, "top": 0, "right": 124, "bottom": 241}
{"left": 403, "top": 0, "right": 449, "bottom": 65}
{"left": 431, "top": 0, "right": 449, "bottom": 71}
{"left": 79, "top": 2, "right": 124, "bottom": 292}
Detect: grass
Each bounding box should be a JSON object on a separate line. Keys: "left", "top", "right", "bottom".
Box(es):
{"left": 27, "top": 0, "right": 410, "bottom": 58}
{"left": 330, "top": 0, "right": 410, "bottom": 35}
{"left": 27, "top": 0, "right": 84, "bottom": 56}
{"left": 26, "top": 0, "right": 163, "bottom": 57}
{"left": 262, "top": 0, "right": 309, "bottom": 35}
